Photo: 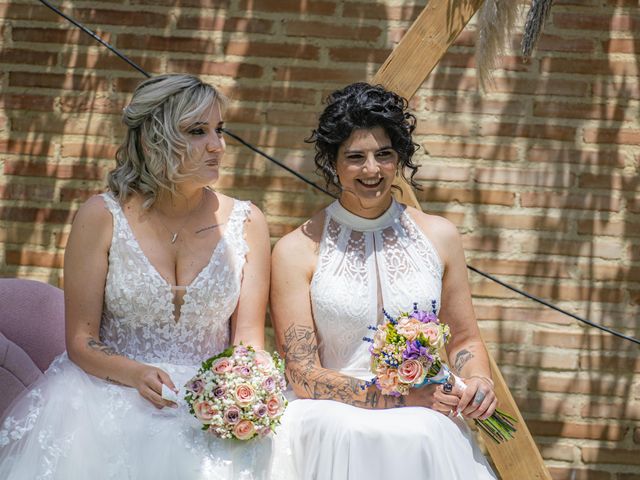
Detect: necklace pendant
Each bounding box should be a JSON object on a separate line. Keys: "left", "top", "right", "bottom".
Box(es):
{"left": 171, "top": 232, "right": 178, "bottom": 244}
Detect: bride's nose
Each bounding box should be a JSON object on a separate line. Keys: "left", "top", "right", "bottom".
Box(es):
{"left": 362, "top": 153, "right": 380, "bottom": 173}
{"left": 206, "top": 134, "right": 224, "bottom": 153}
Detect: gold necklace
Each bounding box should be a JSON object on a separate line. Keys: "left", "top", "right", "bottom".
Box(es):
{"left": 152, "top": 189, "right": 207, "bottom": 244}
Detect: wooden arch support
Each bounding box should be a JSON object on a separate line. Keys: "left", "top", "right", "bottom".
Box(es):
{"left": 371, "top": 1, "right": 551, "bottom": 479}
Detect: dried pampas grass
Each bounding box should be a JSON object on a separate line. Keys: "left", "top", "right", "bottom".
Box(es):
{"left": 522, "top": 0, "right": 554, "bottom": 60}
{"left": 475, "top": 0, "right": 520, "bottom": 91}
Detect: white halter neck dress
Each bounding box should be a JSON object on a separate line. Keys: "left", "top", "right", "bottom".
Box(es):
{"left": 281, "top": 199, "right": 497, "bottom": 479}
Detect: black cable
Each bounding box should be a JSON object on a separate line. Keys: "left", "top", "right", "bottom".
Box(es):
{"left": 468, "top": 265, "right": 640, "bottom": 346}
{"left": 38, "top": 0, "right": 151, "bottom": 78}
{"left": 36, "top": 0, "right": 640, "bottom": 345}
{"left": 221, "top": 129, "right": 337, "bottom": 199}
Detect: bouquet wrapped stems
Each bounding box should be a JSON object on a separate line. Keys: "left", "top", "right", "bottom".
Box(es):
{"left": 425, "top": 362, "right": 517, "bottom": 444}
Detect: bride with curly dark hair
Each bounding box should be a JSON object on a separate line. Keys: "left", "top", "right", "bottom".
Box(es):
{"left": 272, "top": 82, "right": 498, "bottom": 479}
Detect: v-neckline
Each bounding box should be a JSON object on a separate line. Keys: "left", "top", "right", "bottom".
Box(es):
{"left": 112, "top": 194, "right": 237, "bottom": 294}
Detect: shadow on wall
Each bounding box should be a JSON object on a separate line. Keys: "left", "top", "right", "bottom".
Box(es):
{"left": 414, "top": 3, "right": 639, "bottom": 471}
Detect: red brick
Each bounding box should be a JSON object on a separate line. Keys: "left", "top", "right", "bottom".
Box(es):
{"left": 274, "top": 66, "right": 364, "bottom": 84}
{"left": 529, "top": 419, "right": 627, "bottom": 441}
{"left": 59, "top": 187, "right": 105, "bottom": 202}
{"left": 9, "top": 72, "right": 110, "bottom": 92}
{"left": 461, "top": 235, "right": 503, "bottom": 253}
{"left": 473, "top": 305, "right": 574, "bottom": 326}
{"left": 223, "top": 128, "right": 311, "bottom": 149}
{"left": 530, "top": 373, "right": 635, "bottom": 398}
{"left": 547, "top": 467, "right": 611, "bottom": 480}
{"left": 61, "top": 143, "right": 118, "bottom": 160}
{"left": 117, "top": 34, "right": 216, "bottom": 53}
{"left": 592, "top": 79, "right": 640, "bottom": 100}
{"left": 627, "top": 197, "right": 640, "bottom": 214}
{"left": 0, "top": 3, "right": 62, "bottom": 22}
{"left": 328, "top": 46, "right": 391, "bottom": 64}
{"left": 5, "top": 249, "right": 64, "bottom": 269}
{"left": 284, "top": 20, "right": 381, "bottom": 41}
{"left": 521, "top": 192, "right": 621, "bottom": 212}
{"left": 1, "top": 94, "right": 55, "bottom": 112}
{"left": 11, "top": 115, "right": 115, "bottom": 137}
{"left": 603, "top": 38, "right": 640, "bottom": 54}
{"left": 238, "top": 0, "right": 337, "bottom": 15}
{"left": 0, "top": 207, "right": 75, "bottom": 224}
{"left": 0, "top": 139, "right": 55, "bottom": 157}
{"left": 342, "top": 3, "right": 421, "bottom": 22}
{"left": 4, "top": 160, "right": 105, "bottom": 181}
{"left": 582, "top": 446, "right": 640, "bottom": 465}
{"left": 74, "top": 8, "right": 169, "bottom": 27}
{"left": 554, "top": 13, "right": 640, "bottom": 31}
{"left": 425, "top": 97, "right": 524, "bottom": 116}
{"left": 413, "top": 120, "right": 474, "bottom": 137}
{"left": 0, "top": 49, "right": 57, "bottom": 66}
{"left": 468, "top": 258, "right": 571, "bottom": 279}
{"left": 424, "top": 142, "right": 518, "bottom": 161}
{"left": 61, "top": 51, "right": 161, "bottom": 73}
{"left": 479, "top": 123, "right": 576, "bottom": 142}
{"left": 490, "top": 77, "right": 591, "bottom": 98}
{"left": 579, "top": 173, "right": 638, "bottom": 191}
{"left": 167, "top": 60, "right": 263, "bottom": 79}
{"left": 526, "top": 147, "right": 625, "bottom": 168}
{"left": 533, "top": 330, "right": 629, "bottom": 351}
{"left": 224, "top": 41, "right": 320, "bottom": 60}
{"left": 58, "top": 96, "right": 124, "bottom": 115}
{"left": 583, "top": 128, "right": 640, "bottom": 145}
{"left": 413, "top": 165, "right": 470, "bottom": 182}
{"left": 176, "top": 16, "right": 273, "bottom": 33}
{"left": 527, "top": 34, "right": 596, "bottom": 54}
{"left": 416, "top": 187, "right": 515, "bottom": 206}
{"left": 12, "top": 27, "right": 113, "bottom": 46}
{"left": 522, "top": 238, "right": 622, "bottom": 260}
{"left": 475, "top": 213, "right": 570, "bottom": 232}
{"left": 534, "top": 101, "right": 628, "bottom": 122}
{"left": 265, "top": 110, "right": 319, "bottom": 127}
{"left": 475, "top": 168, "right": 573, "bottom": 187}
{"left": 222, "top": 85, "right": 318, "bottom": 105}
{"left": 541, "top": 57, "right": 639, "bottom": 77}
{"left": 0, "top": 183, "right": 56, "bottom": 201}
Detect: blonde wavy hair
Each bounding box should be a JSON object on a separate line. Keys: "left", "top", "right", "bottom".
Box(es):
{"left": 107, "top": 74, "right": 227, "bottom": 208}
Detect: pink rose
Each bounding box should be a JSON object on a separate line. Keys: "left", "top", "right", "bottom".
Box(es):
{"left": 212, "top": 357, "right": 233, "bottom": 374}
{"left": 397, "top": 359, "right": 426, "bottom": 385}
{"left": 372, "top": 328, "right": 387, "bottom": 350}
{"left": 233, "top": 419, "right": 256, "bottom": 440}
{"left": 255, "top": 350, "right": 275, "bottom": 371}
{"left": 193, "top": 400, "right": 218, "bottom": 424}
{"left": 266, "top": 395, "right": 282, "bottom": 417}
{"left": 377, "top": 370, "right": 400, "bottom": 395}
{"left": 396, "top": 317, "right": 421, "bottom": 341}
{"left": 234, "top": 384, "right": 255, "bottom": 407}
{"left": 419, "top": 323, "right": 441, "bottom": 346}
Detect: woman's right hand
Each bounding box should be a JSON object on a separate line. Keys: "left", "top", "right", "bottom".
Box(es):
{"left": 131, "top": 365, "right": 178, "bottom": 409}
{"left": 406, "top": 382, "right": 464, "bottom": 415}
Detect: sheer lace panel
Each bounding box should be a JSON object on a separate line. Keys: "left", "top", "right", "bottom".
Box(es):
{"left": 310, "top": 200, "right": 443, "bottom": 378}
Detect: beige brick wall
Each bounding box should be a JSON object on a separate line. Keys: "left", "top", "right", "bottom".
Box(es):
{"left": 1, "top": 0, "right": 639, "bottom": 477}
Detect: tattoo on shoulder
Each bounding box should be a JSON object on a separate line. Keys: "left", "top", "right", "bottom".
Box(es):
{"left": 87, "top": 338, "right": 117, "bottom": 356}
{"left": 454, "top": 349, "right": 474, "bottom": 373}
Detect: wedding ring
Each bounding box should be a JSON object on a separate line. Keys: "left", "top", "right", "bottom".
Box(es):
{"left": 443, "top": 383, "right": 453, "bottom": 394}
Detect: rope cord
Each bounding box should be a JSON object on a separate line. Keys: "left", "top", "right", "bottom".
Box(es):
{"left": 35, "top": 0, "right": 640, "bottom": 346}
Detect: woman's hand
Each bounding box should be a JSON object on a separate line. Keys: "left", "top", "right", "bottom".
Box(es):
{"left": 456, "top": 376, "right": 497, "bottom": 420}
{"left": 406, "top": 382, "right": 464, "bottom": 415}
{"left": 131, "top": 365, "right": 178, "bottom": 409}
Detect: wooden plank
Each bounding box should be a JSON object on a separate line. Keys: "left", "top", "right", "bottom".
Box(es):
{"left": 372, "top": 1, "right": 551, "bottom": 479}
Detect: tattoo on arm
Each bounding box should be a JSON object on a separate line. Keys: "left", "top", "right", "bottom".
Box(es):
{"left": 282, "top": 324, "right": 405, "bottom": 409}
{"left": 87, "top": 338, "right": 117, "bottom": 356}
{"left": 454, "top": 349, "right": 474, "bottom": 373}
{"left": 105, "top": 376, "right": 125, "bottom": 386}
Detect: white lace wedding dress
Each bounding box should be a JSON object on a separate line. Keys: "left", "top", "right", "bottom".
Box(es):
{"left": 280, "top": 199, "right": 497, "bottom": 479}
{"left": 0, "top": 193, "right": 294, "bottom": 480}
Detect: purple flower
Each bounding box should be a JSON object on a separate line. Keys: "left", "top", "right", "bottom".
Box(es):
{"left": 232, "top": 365, "right": 252, "bottom": 377}
{"left": 187, "top": 379, "right": 205, "bottom": 395}
{"left": 410, "top": 310, "right": 438, "bottom": 324}
{"left": 224, "top": 406, "right": 241, "bottom": 425}
{"left": 213, "top": 386, "right": 227, "bottom": 398}
{"left": 253, "top": 403, "right": 268, "bottom": 418}
{"left": 263, "top": 376, "right": 276, "bottom": 392}
{"left": 403, "top": 340, "right": 430, "bottom": 360}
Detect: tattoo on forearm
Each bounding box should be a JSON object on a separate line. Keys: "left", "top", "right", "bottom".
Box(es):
{"left": 87, "top": 338, "right": 117, "bottom": 356}
{"left": 105, "top": 376, "right": 125, "bottom": 386}
{"left": 282, "top": 324, "right": 405, "bottom": 409}
{"left": 454, "top": 349, "right": 474, "bottom": 373}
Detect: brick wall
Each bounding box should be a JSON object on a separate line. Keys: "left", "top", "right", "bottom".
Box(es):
{"left": 1, "top": 0, "right": 639, "bottom": 477}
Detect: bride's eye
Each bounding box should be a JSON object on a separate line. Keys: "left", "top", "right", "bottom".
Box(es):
{"left": 215, "top": 126, "right": 224, "bottom": 137}
{"left": 189, "top": 127, "right": 206, "bottom": 136}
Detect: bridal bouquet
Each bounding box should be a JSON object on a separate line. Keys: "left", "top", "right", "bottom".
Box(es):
{"left": 363, "top": 302, "right": 517, "bottom": 443}
{"left": 184, "top": 345, "right": 287, "bottom": 440}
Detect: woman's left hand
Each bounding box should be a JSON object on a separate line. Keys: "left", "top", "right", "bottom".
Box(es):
{"left": 456, "top": 376, "right": 497, "bottom": 420}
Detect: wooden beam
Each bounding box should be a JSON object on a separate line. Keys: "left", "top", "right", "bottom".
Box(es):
{"left": 372, "top": 1, "right": 551, "bottom": 479}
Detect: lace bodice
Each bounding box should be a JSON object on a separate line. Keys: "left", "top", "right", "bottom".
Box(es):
{"left": 100, "top": 193, "right": 250, "bottom": 365}
{"left": 310, "top": 199, "right": 444, "bottom": 379}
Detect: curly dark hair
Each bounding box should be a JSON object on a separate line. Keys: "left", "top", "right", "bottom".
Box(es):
{"left": 306, "top": 82, "right": 421, "bottom": 192}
